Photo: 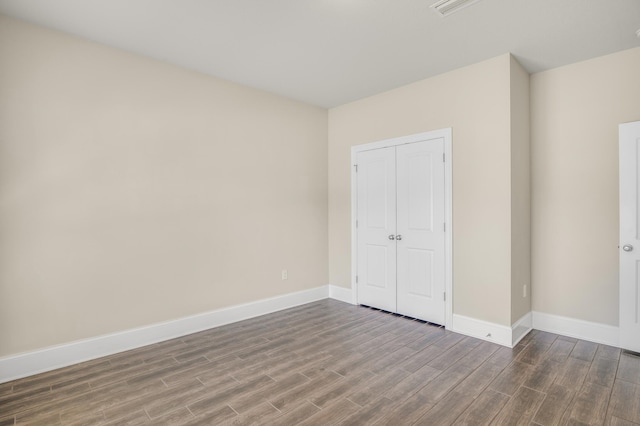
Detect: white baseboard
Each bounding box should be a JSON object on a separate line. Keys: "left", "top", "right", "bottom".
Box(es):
{"left": 329, "top": 285, "right": 355, "bottom": 304}
{"left": 451, "top": 311, "right": 534, "bottom": 348}
{"left": 451, "top": 314, "right": 513, "bottom": 347}
{"left": 453, "top": 310, "right": 619, "bottom": 349}
{"left": 532, "top": 311, "right": 619, "bottom": 347}
{"left": 512, "top": 311, "right": 533, "bottom": 347}
{"left": 0, "top": 285, "right": 329, "bottom": 384}
{"left": 3, "top": 288, "right": 620, "bottom": 384}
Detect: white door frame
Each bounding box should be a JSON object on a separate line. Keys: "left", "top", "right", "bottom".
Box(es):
{"left": 351, "top": 128, "right": 453, "bottom": 329}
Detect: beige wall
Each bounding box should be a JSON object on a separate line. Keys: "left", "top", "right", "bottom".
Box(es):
{"left": 0, "top": 16, "right": 328, "bottom": 357}
{"left": 510, "top": 56, "right": 531, "bottom": 322}
{"left": 531, "top": 47, "right": 640, "bottom": 326}
{"left": 329, "top": 55, "right": 516, "bottom": 326}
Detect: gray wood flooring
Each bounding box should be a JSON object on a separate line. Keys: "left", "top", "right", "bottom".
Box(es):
{"left": 0, "top": 299, "right": 639, "bottom": 425}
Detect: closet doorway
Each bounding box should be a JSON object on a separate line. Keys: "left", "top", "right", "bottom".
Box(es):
{"left": 351, "top": 129, "right": 452, "bottom": 326}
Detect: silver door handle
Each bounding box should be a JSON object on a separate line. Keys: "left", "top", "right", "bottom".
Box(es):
{"left": 396, "top": 235, "right": 402, "bottom": 241}
{"left": 388, "top": 235, "right": 395, "bottom": 240}
{"left": 623, "top": 244, "right": 634, "bottom": 252}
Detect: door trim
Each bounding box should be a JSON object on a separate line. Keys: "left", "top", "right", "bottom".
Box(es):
{"left": 350, "top": 128, "right": 453, "bottom": 329}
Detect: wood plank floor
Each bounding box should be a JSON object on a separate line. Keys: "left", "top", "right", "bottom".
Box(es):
{"left": 1, "top": 299, "right": 639, "bottom": 425}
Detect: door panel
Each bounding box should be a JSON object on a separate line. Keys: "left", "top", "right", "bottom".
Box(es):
{"left": 407, "top": 154, "right": 434, "bottom": 232}
{"left": 407, "top": 248, "right": 433, "bottom": 298}
{"left": 396, "top": 139, "right": 446, "bottom": 324}
{"left": 356, "top": 147, "right": 396, "bottom": 312}
{"left": 620, "top": 121, "right": 640, "bottom": 353}
{"left": 365, "top": 245, "right": 389, "bottom": 288}
{"left": 364, "top": 158, "right": 390, "bottom": 229}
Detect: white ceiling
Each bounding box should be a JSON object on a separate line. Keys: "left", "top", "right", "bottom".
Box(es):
{"left": 0, "top": 0, "right": 639, "bottom": 108}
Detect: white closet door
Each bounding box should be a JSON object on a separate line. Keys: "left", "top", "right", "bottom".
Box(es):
{"left": 356, "top": 147, "right": 397, "bottom": 312}
{"left": 396, "top": 140, "right": 446, "bottom": 324}
{"left": 620, "top": 121, "right": 640, "bottom": 353}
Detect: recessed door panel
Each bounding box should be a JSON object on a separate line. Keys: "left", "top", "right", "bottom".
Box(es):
{"left": 634, "top": 261, "right": 640, "bottom": 324}
{"left": 365, "top": 244, "right": 388, "bottom": 289}
{"left": 365, "top": 159, "right": 390, "bottom": 230}
{"left": 407, "top": 248, "right": 433, "bottom": 298}
{"left": 407, "top": 153, "right": 433, "bottom": 232}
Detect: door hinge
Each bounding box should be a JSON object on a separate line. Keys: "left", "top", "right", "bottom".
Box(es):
{"left": 443, "top": 153, "right": 445, "bottom": 162}
{"left": 444, "top": 222, "right": 446, "bottom": 232}
{"left": 354, "top": 164, "right": 358, "bottom": 172}
{"left": 443, "top": 292, "right": 446, "bottom": 302}
{"left": 356, "top": 275, "right": 359, "bottom": 284}
{"left": 356, "top": 219, "right": 358, "bottom": 228}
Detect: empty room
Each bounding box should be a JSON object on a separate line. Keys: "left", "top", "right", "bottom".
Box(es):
{"left": 1, "top": 0, "right": 640, "bottom": 424}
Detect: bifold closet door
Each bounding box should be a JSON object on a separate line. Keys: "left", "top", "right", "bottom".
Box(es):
{"left": 396, "top": 141, "right": 445, "bottom": 324}
{"left": 356, "top": 147, "right": 397, "bottom": 312}
{"left": 356, "top": 139, "right": 446, "bottom": 324}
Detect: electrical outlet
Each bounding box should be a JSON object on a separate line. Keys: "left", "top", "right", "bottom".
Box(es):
{"left": 523, "top": 284, "right": 527, "bottom": 298}
{"left": 281, "top": 269, "right": 288, "bottom": 280}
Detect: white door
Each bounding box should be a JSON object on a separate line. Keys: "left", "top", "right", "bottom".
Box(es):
{"left": 356, "top": 139, "right": 446, "bottom": 324}
{"left": 620, "top": 120, "right": 640, "bottom": 353}
{"left": 356, "top": 147, "right": 397, "bottom": 312}
{"left": 396, "top": 140, "right": 446, "bottom": 324}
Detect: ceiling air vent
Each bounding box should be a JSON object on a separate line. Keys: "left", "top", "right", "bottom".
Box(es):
{"left": 431, "top": 0, "right": 482, "bottom": 17}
